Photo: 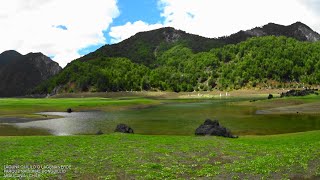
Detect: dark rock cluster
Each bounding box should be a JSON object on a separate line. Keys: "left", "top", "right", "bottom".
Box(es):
{"left": 96, "top": 130, "right": 104, "bottom": 135}
{"left": 195, "top": 119, "right": 237, "bottom": 138}
{"left": 115, "top": 124, "right": 134, "bottom": 134}
{"left": 280, "top": 89, "right": 318, "bottom": 97}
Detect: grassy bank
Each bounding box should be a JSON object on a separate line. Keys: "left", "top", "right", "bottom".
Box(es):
{"left": 1, "top": 131, "right": 320, "bottom": 179}
{"left": 1, "top": 90, "right": 317, "bottom": 119}
{"left": 0, "top": 97, "right": 159, "bottom": 116}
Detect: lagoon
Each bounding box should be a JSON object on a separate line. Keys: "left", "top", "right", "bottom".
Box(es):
{"left": 1, "top": 97, "right": 320, "bottom": 136}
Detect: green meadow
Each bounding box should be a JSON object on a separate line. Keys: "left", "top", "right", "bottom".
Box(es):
{"left": 1, "top": 131, "right": 319, "bottom": 179}
{"left": 0, "top": 97, "right": 159, "bottom": 115}
{"left": 0, "top": 93, "right": 320, "bottom": 179}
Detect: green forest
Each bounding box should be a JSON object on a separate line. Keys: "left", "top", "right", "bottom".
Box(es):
{"left": 34, "top": 36, "right": 320, "bottom": 94}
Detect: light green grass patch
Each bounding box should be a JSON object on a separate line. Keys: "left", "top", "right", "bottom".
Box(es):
{"left": 0, "top": 131, "right": 319, "bottom": 179}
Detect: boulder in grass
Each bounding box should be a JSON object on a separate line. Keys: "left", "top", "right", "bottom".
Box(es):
{"left": 195, "top": 119, "right": 237, "bottom": 138}
{"left": 96, "top": 130, "right": 103, "bottom": 135}
{"left": 67, "top": 108, "right": 72, "bottom": 113}
{"left": 115, "top": 124, "right": 134, "bottom": 134}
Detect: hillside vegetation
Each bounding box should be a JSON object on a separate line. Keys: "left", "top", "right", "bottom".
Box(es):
{"left": 35, "top": 36, "right": 320, "bottom": 94}
{"left": 78, "top": 22, "right": 320, "bottom": 67}
{"left": 79, "top": 27, "right": 225, "bottom": 67}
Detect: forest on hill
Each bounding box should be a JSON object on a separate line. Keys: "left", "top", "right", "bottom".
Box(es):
{"left": 34, "top": 36, "right": 320, "bottom": 94}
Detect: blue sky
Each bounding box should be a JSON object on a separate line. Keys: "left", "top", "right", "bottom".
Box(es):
{"left": 79, "top": 0, "right": 164, "bottom": 56}
{"left": 1, "top": 0, "right": 320, "bottom": 67}
{"left": 78, "top": 0, "right": 320, "bottom": 59}
{"left": 110, "top": 0, "right": 164, "bottom": 27}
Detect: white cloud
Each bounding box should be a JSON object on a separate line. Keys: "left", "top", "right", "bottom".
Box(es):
{"left": 301, "top": 0, "right": 320, "bottom": 16}
{"left": 109, "top": 21, "right": 163, "bottom": 43}
{"left": 108, "top": 0, "right": 320, "bottom": 44}
{"left": 0, "top": 0, "right": 119, "bottom": 67}
{"left": 158, "top": 0, "right": 320, "bottom": 38}
{"left": 3, "top": 0, "right": 320, "bottom": 67}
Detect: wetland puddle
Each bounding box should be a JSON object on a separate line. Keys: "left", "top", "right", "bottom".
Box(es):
{"left": 13, "top": 111, "right": 107, "bottom": 135}
{"left": 1, "top": 99, "right": 320, "bottom": 136}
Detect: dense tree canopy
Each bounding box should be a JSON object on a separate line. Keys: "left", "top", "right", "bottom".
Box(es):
{"left": 34, "top": 36, "right": 320, "bottom": 94}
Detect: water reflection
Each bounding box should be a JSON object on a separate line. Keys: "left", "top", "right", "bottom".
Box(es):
{"left": 1, "top": 100, "right": 320, "bottom": 136}
{"left": 14, "top": 112, "right": 107, "bottom": 136}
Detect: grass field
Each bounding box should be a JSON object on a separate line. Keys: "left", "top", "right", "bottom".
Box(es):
{"left": 1, "top": 92, "right": 320, "bottom": 179}
{"left": 1, "top": 131, "right": 320, "bottom": 179}
{"left": 0, "top": 97, "right": 160, "bottom": 116}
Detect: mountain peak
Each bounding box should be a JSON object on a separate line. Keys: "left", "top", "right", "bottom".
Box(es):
{"left": 132, "top": 26, "right": 185, "bottom": 43}
{"left": 0, "top": 50, "right": 22, "bottom": 56}
{"left": 139, "top": 26, "right": 178, "bottom": 33}
{"left": 291, "top": 21, "right": 308, "bottom": 27}
{"left": 0, "top": 50, "right": 23, "bottom": 64}
{"left": 0, "top": 50, "right": 62, "bottom": 97}
{"left": 25, "top": 52, "right": 47, "bottom": 58}
{"left": 262, "top": 22, "right": 310, "bottom": 29}
{"left": 264, "top": 22, "right": 281, "bottom": 26}
{"left": 242, "top": 22, "right": 320, "bottom": 42}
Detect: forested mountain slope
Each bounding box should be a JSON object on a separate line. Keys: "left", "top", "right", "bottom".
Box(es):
{"left": 78, "top": 22, "right": 320, "bottom": 67}
{"left": 34, "top": 36, "right": 320, "bottom": 93}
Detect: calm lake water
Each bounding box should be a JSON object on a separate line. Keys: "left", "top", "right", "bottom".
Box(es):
{"left": 1, "top": 99, "right": 320, "bottom": 136}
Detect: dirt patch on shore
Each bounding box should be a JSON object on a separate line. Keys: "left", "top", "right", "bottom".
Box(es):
{"left": 52, "top": 89, "right": 286, "bottom": 99}
{"left": 256, "top": 102, "right": 320, "bottom": 114}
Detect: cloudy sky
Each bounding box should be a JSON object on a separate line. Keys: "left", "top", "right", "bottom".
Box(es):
{"left": 0, "top": 0, "right": 319, "bottom": 67}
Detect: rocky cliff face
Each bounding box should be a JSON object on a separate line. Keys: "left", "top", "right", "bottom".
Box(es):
{"left": 244, "top": 22, "right": 320, "bottom": 42}
{"left": 224, "top": 22, "right": 320, "bottom": 44}
{"left": 25, "top": 53, "right": 62, "bottom": 81}
{"left": 294, "top": 24, "right": 320, "bottom": 42}
{"left": 0, "top": 50, "right": 62, "bottom": 97}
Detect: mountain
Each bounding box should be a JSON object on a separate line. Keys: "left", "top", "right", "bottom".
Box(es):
{"left": 78, "top": 22, "right": 320, "bottom": 67}
{"left": 79, "top": 27, "right": 225, "bottom": 67}
{"left": 225, "top": 22, "right": 320, "bottom": 44}
{"left": 0, "top": 50, "right": 62, "bottom": 97}
{"left": 35, "top": 37, "right": 320, "bottom": 94}
{"left": 34, "top": 22, "right": 320, "bottom": 94}
{"left": 0, "top": 50, "right": 22, "bottom": 65}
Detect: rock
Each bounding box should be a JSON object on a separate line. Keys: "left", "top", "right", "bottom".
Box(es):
{"left": 50, "top": 85, "right": 62, "bottom": 96}
{"left": 203, "top": 119, "right": 220, "bottom": 126}
{"left": 67, "top": 108, "right": 72, "bottom": 113}
{"left": 280, "top": 89, "right": 317, "bottom": 97}
{"left": 195, "top": 119, "right": 237, "bottom": 138}
{"left": 115, "top": 124, "right": 134, "bottom": 134}
{"left": 268, "top": 94, "right": 273, "bottom": 99}
{"left": 96, "top": 130, "right": 103, "bottom": 135}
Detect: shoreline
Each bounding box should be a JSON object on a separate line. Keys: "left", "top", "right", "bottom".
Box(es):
{"left": 51, "top": 89, "right": 288, "bottom": 99}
